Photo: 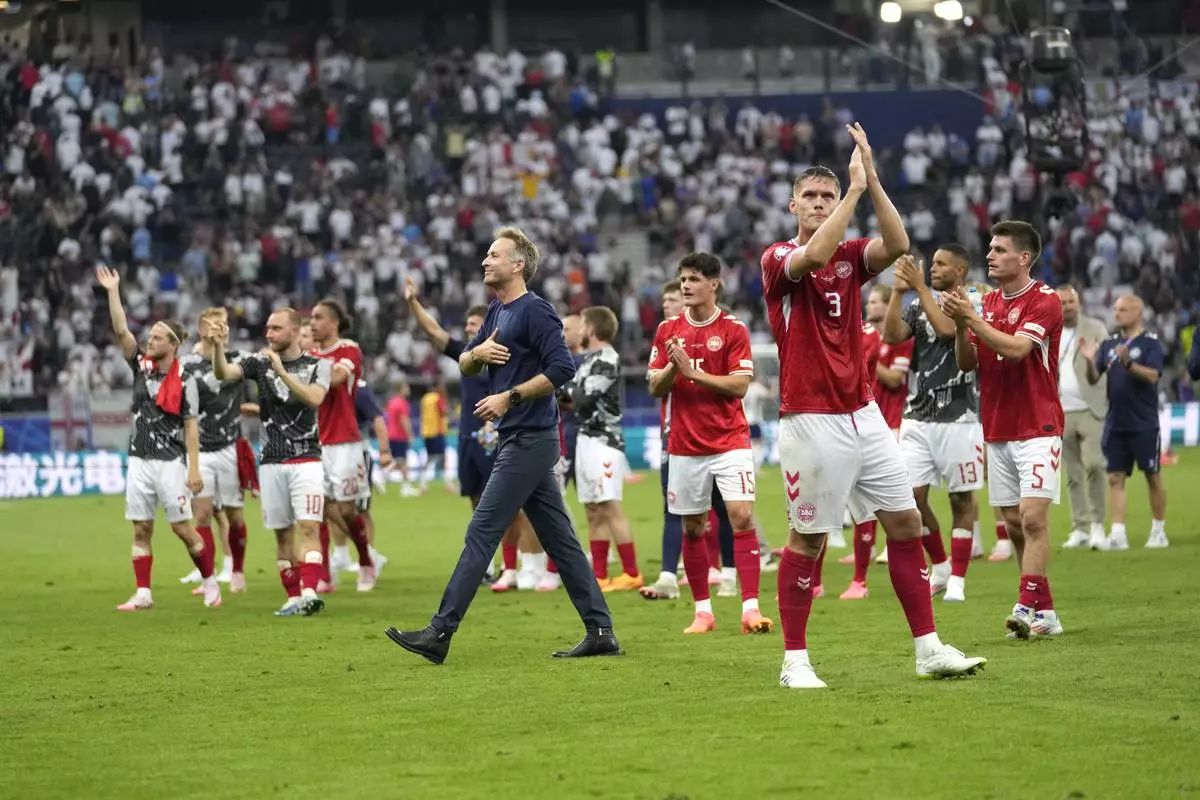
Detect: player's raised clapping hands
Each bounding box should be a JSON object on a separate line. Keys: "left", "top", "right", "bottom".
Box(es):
{"left": 938, "top": 286, "right": 977, "bottom": 322}
{"left": 846, "top": 122, "right": 876, "bottom": 180}
{"left": 204, "top": 320, "right": 229, "bottom": 345}
{"left": 848, "top": 145, "right": 868, "bottom": 193}
{"left": 403, "top": 275, "right": 418, "bottom": 303}
{"left": 893, "top": 254, "right": 924, "bottom": 292}
{"left": 666, "top": 338, "right": 694, "bottom": 378}
{"left": 261, "top": 347, "right": 284, "bottom": 372}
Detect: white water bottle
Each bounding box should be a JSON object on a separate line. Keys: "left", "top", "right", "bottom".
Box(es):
{"left": 967, "top": 286, "right": 984, "bottom": 316}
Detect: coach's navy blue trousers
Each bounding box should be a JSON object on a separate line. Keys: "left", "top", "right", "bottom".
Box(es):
{"left": 432, "top": 427, "right": 612, "bottom": 634}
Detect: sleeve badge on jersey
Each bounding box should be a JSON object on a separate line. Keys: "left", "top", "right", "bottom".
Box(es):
{"left": 707, "top": 335, "right": 723, "bottom": 352}
{"left": 835, "top": 261, "right": 853, "bottom": 279}
{"left": 1007, "top": 308, "right": 1021, "bottom": 324}
{"left": 773, "top": 245, "right": 791, "bottom": 260}
{"left": 1130, "top": 347, "right": 1141, "bottom": 359}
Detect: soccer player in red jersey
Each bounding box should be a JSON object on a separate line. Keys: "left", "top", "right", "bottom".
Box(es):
{"left": 309, "top": 300, "right": 386, "bottom": 592}
{"left": 759, "top": 124, "right": 985, "bottom": 688}
{"left": 840, "top": 284, "right": 913, "bottom": 591}
{"left": 942, "top": 220, "right": 1066, "bottom": 639}
{"left": 648, "top": 252, "right": 773, "bottom": 635}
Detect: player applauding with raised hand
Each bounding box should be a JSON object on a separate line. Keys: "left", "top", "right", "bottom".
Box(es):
{"left": 209, "top": 310, "right": 332, "bottom": 617}
{"left": 649, "top": 253, "right": 771, "bottom": 636}
{"left": 760, "top": 124, "right": 985, "bottom": 688}
{"left": 942, "top": 220, "right": 1065, "bottom": 640}
{"left": 96, "top": 266, "right": 218, "bottom": 612}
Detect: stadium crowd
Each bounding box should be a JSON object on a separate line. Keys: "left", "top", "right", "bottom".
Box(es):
{"left": 1, "top": 29, "right": 1199, "bottom": 402}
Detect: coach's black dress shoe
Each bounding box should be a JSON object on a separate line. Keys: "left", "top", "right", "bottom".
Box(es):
{"left": 552, "top": 627, "right": 623, "bottom": 658}
{"left": 385, "top": 625, "right": 451, "bottom": 665}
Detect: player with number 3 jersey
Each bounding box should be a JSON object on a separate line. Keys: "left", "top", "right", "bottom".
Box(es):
{"left": 759, "top": 123, "right": 985, "bottom": 690}
{"left": 649, "top": 252, "right": 773, "bottom": 637}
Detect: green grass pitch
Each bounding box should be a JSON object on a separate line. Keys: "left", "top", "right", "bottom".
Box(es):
{"left": 2, "top": 456, "right": 1198, "bottom": 800}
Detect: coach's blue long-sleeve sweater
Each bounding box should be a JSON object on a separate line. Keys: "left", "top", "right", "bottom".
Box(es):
{"left": 464, "top": 291, "right": 575, "bottom": 432}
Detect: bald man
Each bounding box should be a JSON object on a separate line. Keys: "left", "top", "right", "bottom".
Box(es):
{"left": 1056, "top": 286, "right": 1110, "bottom": 551}
{"left": 1080, "top": 294, "right": 1169, "bottom": 550}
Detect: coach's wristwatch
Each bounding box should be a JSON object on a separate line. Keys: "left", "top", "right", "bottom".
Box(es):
{"left": 508, "top": 389, "right": 523, "bottom": 407}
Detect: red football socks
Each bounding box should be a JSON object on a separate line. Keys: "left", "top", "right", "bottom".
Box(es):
{"left": 590, "top": 540, "right": 610, "bottom": 580}
{"left": 299, "top": 560, "right": 322, "bottom": 591}
{"left": 347, "top": 515, "right": 373, "bottom": 568}
{"left": 886, "top": 537, "right": 937, "bottom": 637}
{"left": 617, "top": 542, "right": 639, "bottom": 578}
{"left": 133, "top": 554, "right": 153, "bottom": 589}
{"left": 279, "top": 562, "right": 301, "bottom": 598}
{"left": 546, "top": 557, "right": 558, "bottom": 574}
{"left": 1019, "top": 574, "right": 1054, "bottom": 610}
{"left": 922, "top": 527, "right": 948, "bottom": 565}
{"left": 502, "top": 543, "right": 518, "bottom": 571}
{"left": 229, "top": 522, "right": 247, "bottom": 573}
{"left": 950, "top": 529, "right": 973, "bottom": 578}
{"left": 853, "top": 521, "right": 876, "bottom": 584}
{"left": 733, "top": 529, "right": 761, "bottom": 600}
{"left": 319, "top": 523, "right": 332, "bottom": 582}
{"left": 705, "top": 512, "right": 721, "bottom": 567}
{"left": 996, "top": 521, "right": 1009, "bottom": 541}
{"left": 681, "top": 535, "right": 711, "bottom": 602}
{"left": 777, "top": 548, "right": 817, "bottom": 650}
{"left": 190, "top": 529, "right": 214, "bottom": 578}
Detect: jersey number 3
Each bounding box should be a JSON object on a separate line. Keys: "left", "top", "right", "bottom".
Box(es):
{"left": 825, "top": 292, "right": 842, "bottom": 318}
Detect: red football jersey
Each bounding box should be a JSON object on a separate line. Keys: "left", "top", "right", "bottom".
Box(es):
{"left": 873, "top": 337, "right": 913, "bottom": 430}
{"left": 312, "top": 339, "right": 363, "bottom": 445}
{"left": 649, "top": 308, "right": 754, "bottom": 457}
{"left": 761, "top": 237, "right": 877, "bottom": 414}
{"left": 967, "top": 280, "right": 1064, "bottom": 442}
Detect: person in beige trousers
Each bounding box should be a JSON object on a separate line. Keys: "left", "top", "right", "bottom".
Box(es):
{"left": 1056, "top": 287, "right": 1108, "bottom": 549}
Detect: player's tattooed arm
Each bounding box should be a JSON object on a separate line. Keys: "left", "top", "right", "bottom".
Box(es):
{"left": 95, "top": 265, "right": 138, "bottom": 360}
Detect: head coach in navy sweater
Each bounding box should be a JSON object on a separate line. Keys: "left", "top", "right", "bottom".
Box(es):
{"left": 386, "top": 227, "right": 620, "bottom": 663}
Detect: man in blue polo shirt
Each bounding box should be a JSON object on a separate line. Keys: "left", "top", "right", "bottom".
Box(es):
{"left": 1080, "top": 294, "right": 1169, "bottom": 550}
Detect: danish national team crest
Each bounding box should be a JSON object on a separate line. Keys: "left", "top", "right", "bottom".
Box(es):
{"left": 795, "top": 502, "right": 817, "bottom": 525}
{"left": 835, "top": 261, "right": 853, "bottom": 279}
{"left": 1007, "top": 308, "right": 1020, "bottom": 325}
{"left": 707, "top": 336, "right": 723, "bottom": 352}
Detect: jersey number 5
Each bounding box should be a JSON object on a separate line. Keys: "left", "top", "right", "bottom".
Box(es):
{"left": 825, "top": 292, "right": 842, "bottom": 318}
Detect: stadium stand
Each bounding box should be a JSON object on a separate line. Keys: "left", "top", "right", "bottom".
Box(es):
{"left": 2, "top": 13, "right": 1199, "bottom": 406}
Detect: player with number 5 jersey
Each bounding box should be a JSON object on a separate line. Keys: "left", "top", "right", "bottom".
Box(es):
{"left": 759, "top": 123, "right": 985, "bottom": 690}
{"left": 943, "top": 220, "right": 1066, "bottom": 642}
{"left": 648, "top": 252, "right": 773, "bottom": 638}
